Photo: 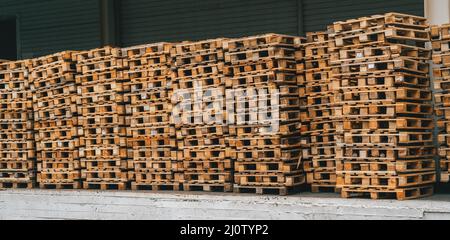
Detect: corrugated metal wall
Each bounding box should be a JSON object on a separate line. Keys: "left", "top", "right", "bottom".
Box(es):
{"left": 0, "top": 0, "right": 425, "bottom": 55}
{"left": 119, "top": 0, "right": 300, "bottom": 47}
{"left": 0, "top": 0, "right": 101, "bottom": 58}
{"left": 302, "top": 0, "right": 424, "bottom": 33}
{"left": 119, "top": 0, "right": 424, "bottom": 47}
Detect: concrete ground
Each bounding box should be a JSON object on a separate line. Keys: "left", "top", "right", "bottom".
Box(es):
{"left": 1, "top": 189, "right": 450, "bottom": 220}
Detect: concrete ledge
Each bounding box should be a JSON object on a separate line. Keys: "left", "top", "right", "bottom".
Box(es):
{"left": 1, "top": 189, "right": 450, "bottom": 219}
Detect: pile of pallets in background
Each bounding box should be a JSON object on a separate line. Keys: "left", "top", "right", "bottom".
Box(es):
{"left": 331, "top": 12, "right": 436, "bottom": 200}
{"left": 28, "top": 51, "right": 81, "bottom": 189}
{"left": 432, "top": 23, "right": 450, "bottom": 183}
{"left": 0, "top": 14, "right": 443, "bottom": 200}
{"left": 172, "top": 38, "right": 233, "bottom": 192}
{"left": 123, "top": 43, "right": 180, "bottom": 191}
{"left": 0, "top": 61, "right": 35, "bottom": 188}
{"left": 224, "top": 34, "right": 306, "bottom": 195}
{"left": 302, "top": 31, "right": 340, "bottom": 193}
{"left": 74, "top": 47, "right": 130, "bottom": 190}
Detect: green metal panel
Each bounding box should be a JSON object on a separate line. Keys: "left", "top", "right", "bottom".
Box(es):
{"left": 119, "top": 0, "right": 300, "bottom": 47}
{"left": 0, "top": 0, "right": 102, "bottom": 59}
{"left": 303, "top": 0, "right": 424, "bottom": 33}
{"left": 120, "top": 0, "right": 424, "bottom": 46}
{"left": 0, "top": 0, "right": 426, "bottom": 56}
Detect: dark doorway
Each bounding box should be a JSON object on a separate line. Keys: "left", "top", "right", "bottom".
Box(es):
{"left": 0, "top": 17, "right": 17, "bottom": 60}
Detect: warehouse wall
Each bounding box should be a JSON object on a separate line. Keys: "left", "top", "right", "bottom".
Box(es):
{"left": 0, "top": 0, "right": 425, "bottom": 57}
{"left": 119, "top": 0, "right": 424, "bottom": 47}
{"left": 119, "top": 0, "right": 300, "bottom": 46}
{"left": 302, "top": 0, "right": 424, "bottom": 33}
{"left": 0, "top": 0, "right": 102, "bottom": 59}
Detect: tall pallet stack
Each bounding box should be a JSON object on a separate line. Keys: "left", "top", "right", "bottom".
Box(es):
{"left": 331, "top": 13, "right": 436, "bottom": 200}
{"left": 0, "top": 61, "right": 35, "bottom": 189}
{"left": 28, "top": 52, "right": 81, "bottom": 189}
{"left": 224, "top": 34, "right": 306, "bottom": 195}
{"left": 172, "top": 39, "right": 233, "bottom": 192}
{"left": 74, "top": 47, "right": 130, "bottom": 190}
{"left": 432, "top": 23, "right": 450, "bottom": 183}
{"left": 302, "top": 31, "right": 340, "bottom": 193}
{"left": 123, "top": 43, "right": 179, "bottom": 190}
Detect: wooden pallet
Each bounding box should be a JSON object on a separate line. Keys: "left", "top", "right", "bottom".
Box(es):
{"left": 333, "top": 27, "right": 429, "bottom": 48}
{"left": 183, "top": 183, "right": 232, "bottom": 192}
{"left": 133, "top": 159, "right": 178, "bottom": 169}
{"left": 332, "top": 44, "right": 430, "bottom": 63}
{"left": 332, "top": 12, "right": 428, "bottom": 34}
{"left": 311, "top": 184, "right": 339, "bottom": 193}
{"left": 229, "top": 136, "right": 301, "bottom": 149}
{"left": 39, "top": 182, "right": 81, "bottom": 189}
{"left": 181, "top": 160, "right": 232, "bottom": 171}
{"left": 177, "top": 63, "right": 225, "bottom": 78}
{"left": 132, "top": 147, "right": 177, "bottom": 160}
{"left": 431, "top": 23, "right": 450, "bottom": 40}
{"left": 134, "top": 171, "right": 177, "bottom": 182}
{"left": 176, "top": 51, "right": 224, "bottom": 66}
{"left": 343, "top": 131, "right": 432, "bottom": 145}
{"left": 0, "top": 181, "right": 34, "bottom": 189}
{"left": 74, "top": 46, "right": 121, "bottom": 62}
{"left": 431, "top": 38, "right": 450, "bottom": 52}
{"left": 225, "top": 47, "right": 298, "bottom": 64}
{"left": 338, "top": 145, "right": 435, "bottom": 160}
{"left": 340, "top": 185, "right": 433, "bottom": 200}
{"left": 224, "top": 59, "right": 297, "bottom": 76}
{"left": 235, "top": 161, "right": 300, "bottom": 173}
{"left": 341, "top": 117, "right": 433, "bottom": 131}
{"left": 336, "top": 159, "right": 435, "bottom": 174}
{"left": 125, "top": 55, "right": 172, "bottom": 69}
{"left": 38, "top": 171, "right": 81, "bottom": 183}
{"left": 233, "top": 183, "right": 304, "bottom": 196}
{"left": 131, "top": 182, "right": 181, "bottom": 191}
{"left": 173, "top": 38, "right": 226, "bottom": 56}
{"left": 83, "top": 181, "right": 127, "bottom": 190}
{"left": 178, "top": 171, "right": 232, "bottom": 183}
{"left": 182, "top": 147, "right": 232, "bottom": 161}
{"left": 224, "top": 34, "right": 304, "bottom": 52}
{"left": 334, "top": 58, "right": 429, "bottom": 75}
{"left": 175, "top": 75, "right": 225, "bottom": 89}
{"left": 337, "top": 171, "right": 436, "bottom": 188}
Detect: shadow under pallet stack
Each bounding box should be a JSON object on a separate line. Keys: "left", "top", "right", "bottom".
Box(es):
{"left": 224, "top": 34, "right": 306, "bottom": 195}
{"left": 0, "top": 61, "right": 35, "bottom": 189}
{"left": 74, "top": 47, "right": 130, "bottom": 190}
{"left": 302, "top": 31, "right": 340, "bottom": 193}
{"left": 123, "top": 43, "right": 180, "bottom": 191}
{"left": 172, "top": 38, "right": 233, "bottom": 192}
{"left": 331, "top": 12, "right": 436, "bottom": 200}
{"left": 432, "top": 23, "right": 450, "bottom": 183}
{"left": 29, "top": 51, "right": 81, "bottom": 189}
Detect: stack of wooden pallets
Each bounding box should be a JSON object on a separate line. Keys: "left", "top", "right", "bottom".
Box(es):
{"left": 224, "top": 34, "right": 306, "bottom": 195}
{"left": 330, "top": 12, "right": 436, "bottom": 200}
{"left": 0, "top": 61, "right": 35, "bottom": 189}
{"left": 302, "top": 31, "right": 340, "bottom": 193}
{"left": 74, "top": 47, "right": 130, "bottom": 190}
{"left": 432, "top": 23, "right": 450, "bottom": 183}
{"left": 28, "top": 51, "right": 81, "bottom": 189}
{"left": 172, "top": 38, "right": 233, "bottom": 192}
{"left": 123, "top": 43, "right": 180, "bottom": 191}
